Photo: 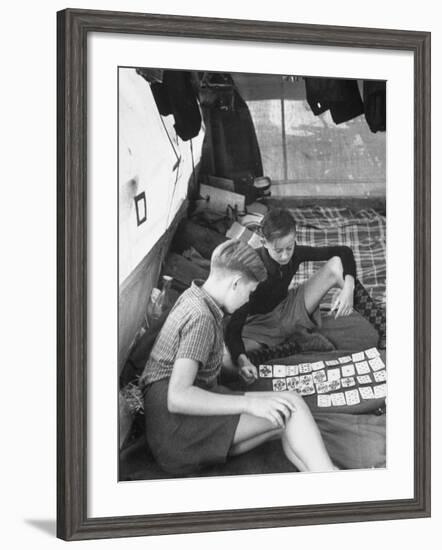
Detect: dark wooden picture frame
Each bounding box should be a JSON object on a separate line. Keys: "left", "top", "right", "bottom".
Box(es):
{"left": 57, "top": 8, "right": 431, "bottom": 541}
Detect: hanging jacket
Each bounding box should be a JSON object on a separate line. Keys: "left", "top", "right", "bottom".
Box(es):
{"left": 150, "top": 70, "right": 202, "bottom": 141}
{"left": 363, "top": 80, "right": 386, "bottom": 133}
{"left": 304, "top": 77, "right": 364, "bottom": 124}
{"left": 207, "top": 86, "right": 263, "bottom": 180}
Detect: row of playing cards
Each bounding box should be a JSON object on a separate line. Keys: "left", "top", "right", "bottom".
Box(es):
{"left": 317, "top": 384, "right": 387, "bottom": 407}
{"left": 259, "top": 348, "right": 383, "bottom": 379}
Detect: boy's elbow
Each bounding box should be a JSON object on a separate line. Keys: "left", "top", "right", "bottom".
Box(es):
{"left": 167, "top": 385, "right": 184, "bottom": 414}
{"left": 167, "top": 390, "right": 178, "bottom": 413}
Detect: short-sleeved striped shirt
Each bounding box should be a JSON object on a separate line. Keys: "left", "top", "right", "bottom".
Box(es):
{"left": 139, "top": 280, "right": 225, "bottom": 390}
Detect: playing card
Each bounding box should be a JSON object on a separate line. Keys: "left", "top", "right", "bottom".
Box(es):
{"left": 365, "top": 347, "right": 380, "bottom": 359}
{"left": 286, "top": 365, "right": 298, "bottom": 377}
{"left": 272, "top": 378, "right": 287, "bottom": 392}
{"left": 355, "top": 361, "right": 370, "bottom": 375}
{"left": 341, "top": 376, "right": 356, "bottom": 388}
{"left": 316, "top": 382, "right": 330, "bottom": 394}
{"left": 341, "top": 364, "right": 356, "bottom": 377}
{"left": 374, "top": 383, "right": 387, "bottom": 398}
{"left": 273, "top": 364, "right": 287, "bottom": 378}
{"left": 312, "top": 370, "right": 327, "bottom": 384}
{"left": 299, "top": 374, "right": 314, "bottom": 386}
{"left": 299, "top": 363, "right": 312, "bottom": 374}
{"left": 259, "top": 364, "right": 273, "bottom": 378}
{"left": 310, "top": 361, "right": 325, "bottom": 371}
{"left": 328, "top": 379, "right": 342, "bottom": 391}
{"left": 345, "top": 389, "right": 361, "bottom": 406}
{"left": 369, "top": 357, "right": 385, "bottom": 372}
{"left": 325, "top": 359, "right": 340, "bottom": 366}
{"left": 338, "top": 355, "right": 352, "bottom": 364}
{"left": 352, "top": 352, "right": 365, "bottom": 362}
{"left": 317, "top": 394, "right": 332, "bottom": 408}
{"left": 299, "top": 384, "right": 315, "bottom": 396}
{"left": 359, "top": 386, "right": 375, "bottom": 399}
{"left": 357, "top": 374, "right": 372, "bottom": 384}
{"left": 327, "top": 368, "right": 341, "bottom": 382}
{"left": 373, "top": 369, "right": 387, "bottom": 383}
{"left": 331, "top": 392, "right": 346, "bottom": 406}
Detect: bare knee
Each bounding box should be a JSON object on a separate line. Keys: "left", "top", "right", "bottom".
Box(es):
{"left": 287, "top": 392, "right": 311, "bottom": 415}
{"left": 326, "top": 256, "right": 344, "bottom": 286}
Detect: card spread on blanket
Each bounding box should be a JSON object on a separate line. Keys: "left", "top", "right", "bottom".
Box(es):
{"left": 299, "top": 363, "right": 312, "bottom": 374}
{"left": 258, "top": 350, "right": 386, "bottom": 405}
{"left": 331, "top": 392, "right": 346, "bottom": 406}
{"left": 312, "top": 370, "right": 327, "bottom": 384}
{"left": 286, "top": 365, "right": 299, "bottom": 377}
{"left": 273, "top": 364, "right": 287, "bottom": 378}
{"left": 345, "top": 389, "right": 361, "bottom": 406}
{"left": 355, "top": 361, "right": 370, "bottom": 375}
{"left": 316, "top": 382, "right": 330, "bottom": 394}
{"left": 369, "top": 357, "right": 385, "bottom": 371}
{"left": 374, "top": 383, "right": 387, "bottom": 398}
{"left": 272, "top": 378, "right": 287, "bottom": 391}
{"left": 328, "top": 379, "right": 341, "bottom": 391}
{"left": 327, "top": 368, "right": 341, "bottom": 381}
{"left": 341, "top": 364, "right": 356, "bottom": 377}
{"left": 317, "top": 394, "right": 332, "bottom": 407}
{"left": 359, "top": 386, "right": 375, "bottom": 399}
{"left": 259, "top": 364, "right": 273, "bottom": 378}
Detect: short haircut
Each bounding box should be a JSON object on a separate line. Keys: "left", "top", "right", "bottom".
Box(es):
{"left": 210, "top": 239, "right": 267, "bottom": 283}
{"left": 261, "top": 207, "right": 296, "bottom": 242}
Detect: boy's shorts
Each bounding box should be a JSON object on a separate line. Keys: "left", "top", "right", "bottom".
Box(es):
{"left": 144, "top": 379, "right": 242, "bottom": 475}
{"left": 242, "top": 283, "right": 322, "bottom": 347}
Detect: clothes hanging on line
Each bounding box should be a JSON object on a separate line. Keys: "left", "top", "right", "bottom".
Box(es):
{"left": 363, "top": 80, "right": 386, "bottom": 133}
{"left": 304, "top": 77, "right": 364, "bottom": 124}
{"left": 150, "top": 70, "right": 202, "bottom": 141}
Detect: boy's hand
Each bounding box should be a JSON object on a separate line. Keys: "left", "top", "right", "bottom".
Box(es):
{"left": 330, "top": 277, "right": 354, "bottom": 318}
{"left": 245, "top": 394, "right": 297, "bottom": 428}
{"left": 239, "top": 364, "right": 258, "bottom": 384}
{"left": 237, "top": 355, "right": 258, "bottom": 385}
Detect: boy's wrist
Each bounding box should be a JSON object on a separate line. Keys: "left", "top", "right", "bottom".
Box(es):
{"left": 344, "top": 275, "right": 355, "bottom": 289}
{"left": 237, "top": 353, "right": 250, "bottom": 367}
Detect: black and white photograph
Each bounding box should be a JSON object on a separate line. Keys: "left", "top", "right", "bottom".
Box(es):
{"left": 118, "top": 67, "right": 388, "bottom": 481}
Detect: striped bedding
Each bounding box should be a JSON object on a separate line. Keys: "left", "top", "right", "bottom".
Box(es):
{"left": 289, "top": 206, "right": 386, "bottom": 308}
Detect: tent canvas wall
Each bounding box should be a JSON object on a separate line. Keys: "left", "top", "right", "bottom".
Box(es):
{"left": 118, "top": 68, "right": 204, "bottom": 373}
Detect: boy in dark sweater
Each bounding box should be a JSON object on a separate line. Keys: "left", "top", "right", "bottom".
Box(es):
{"left": 224, "top": 208, "right": 385, "bottom": 384}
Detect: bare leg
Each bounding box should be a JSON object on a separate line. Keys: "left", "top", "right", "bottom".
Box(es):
{"left": 231, "top": 392, "right": 336, "bottom": 472}
{"left": 231, "top": 391, "right": 293, "bottom": 453}
{"left": 303, "top": 256, "right": 345, "bottom": 314}
{"left": 230, "top": 413, "right": 281, "bottom": 455}
{"left": 229, "top": 424, "right": 282, "bottom": 455}
{"left": 281, "top": 394, "right": 336, "bottom": 472}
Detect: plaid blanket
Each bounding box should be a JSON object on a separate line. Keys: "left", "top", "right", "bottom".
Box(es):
{"left": 289, "top": 206, "right": 386, "bottom": 308}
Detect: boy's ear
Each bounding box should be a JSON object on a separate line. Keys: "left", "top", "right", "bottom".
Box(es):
{"left": 232, "top": 275, "right": 242, "bottom": 290}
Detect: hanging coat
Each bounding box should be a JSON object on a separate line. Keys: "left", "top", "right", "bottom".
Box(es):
{"left": 363, "top": 80, "right": 386, "bottom": 133}
{"left": 207, "top": 87, "right": 263, "bottom": 181}
{"left": 150, "top": 70, "right": 202, "bottom": 141}
{"left": 304, "top": 78, "right": 364, "bottom": 124}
